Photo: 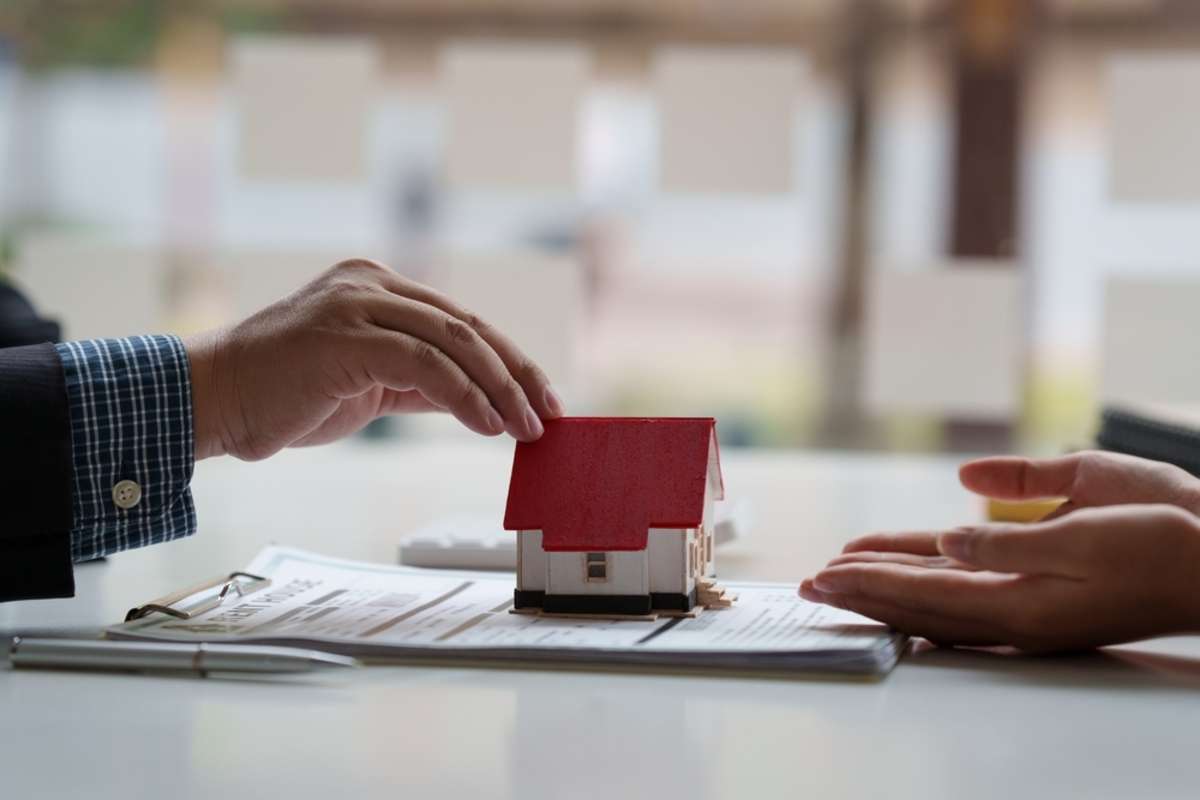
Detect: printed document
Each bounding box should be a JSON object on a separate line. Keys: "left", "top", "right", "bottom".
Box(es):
{"left": 109, "top": 547, "right": 906, "bottom": 676}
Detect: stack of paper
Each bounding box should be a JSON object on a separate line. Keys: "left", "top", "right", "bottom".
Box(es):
{"left": 109, "top": 548, "right": 906, "bottom": 678}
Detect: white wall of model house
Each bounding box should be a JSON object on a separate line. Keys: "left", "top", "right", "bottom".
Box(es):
{"left": 547, "top": 550, "right": 649, "bottom": 596}
{"left": 647, "top": 530, "right": 688, "bottom": 595}
{"left": 516, "top": 475, "right": 717, "bottom": 597}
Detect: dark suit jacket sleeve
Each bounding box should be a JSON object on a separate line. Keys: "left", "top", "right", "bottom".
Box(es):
{"left": 0, "top": 343, "right": 75, "bottom": 601}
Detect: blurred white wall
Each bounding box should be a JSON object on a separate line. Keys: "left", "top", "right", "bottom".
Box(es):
{"left": 0, "top": 59, "right": 19, "bottom": 226}
{"left": 13, "top": 232, "right": 167, "bottom": 339}
{"left": 863, "top": 265, "right": 1023, "bottom": 420}
{"left": 1101, "top": 277, "right": 1200, "bottom": 406}
{"left": 1024, "top": 41, "right": 1200, "bottom": 386}
{"left": 441, "top": 40, "right": 588, "bottom": 190}
{"left": 9, "top": 71, "right": 166, "bottom": 237}
{"left": 632, "top": 48, "right": 834, "bottom": 283}
{"left": 217, "top": 249, "right": 344, "bottom": 318}
{"left": 220, "top": 35, "right": 391, "bottom": 253}
{"left": 868, "top": 36, "right": 952, "bottom": 271}
{"left": 654, "top": 46, "right": 802, "bottom": 195}
{"left": 1108, "top": 54, "right": 1200, "bottom": 203}
{"left": 232, "top": 35, "right": 378, "bottom": 182}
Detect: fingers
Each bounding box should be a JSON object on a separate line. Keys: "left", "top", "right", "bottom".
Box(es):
{"left": 805, "top": 505, "right": 1200, "bottom": 652}
{"left": 365, "top": 294, "right": 545, "bottom": 441}
{"left": 825, "top": 550, "right": 980, "bottom": 571}
{"left": 1037, "top": 499, "right": 1078, "bottom": 521}
{"left": 962, "top": 451, "right": 1200, "bottom": 521}
{"left": 958, "top": 454, "right": 1080, "bottom": 501}
{"left": 361, "top": 332, "right": 508, "bottom": 438}
{"left": 936, "top": 519, "right": 1090, "bottom": 578}
{"left": 830, "top": 597, "right": 1005, "bottom": 647}
{"left": 841, "top": 531, "right": 941, "bottom": 556}
{"left": 807, "top": 562, "right": 1027, "bottom": 620}
{"left": 379, "top": 273, "right": 565, "bottom": 423}
{"left": 799, "top": 581, "right": 1006, "bottom": 647}
{"left": 381, "top": 390, "right": 441, "bottom": 414}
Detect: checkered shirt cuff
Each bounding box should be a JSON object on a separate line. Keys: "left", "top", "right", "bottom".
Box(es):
{"left": 55, "top": 336, "right": 197, "bottom": 561}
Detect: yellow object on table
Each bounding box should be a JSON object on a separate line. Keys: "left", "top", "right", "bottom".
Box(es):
{"left": 986, "top": 497, "right": 1065, "bottom": 523}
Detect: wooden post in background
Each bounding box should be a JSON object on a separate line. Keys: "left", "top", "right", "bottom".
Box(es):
{"left": 951, "top": 0, "right": 1026, "bottom": 258}
{"left": 945, "top": 0, "right": 1028, "bottom": 451}
{"left": 817, "top": 0, "right": 878, "bottom": 448}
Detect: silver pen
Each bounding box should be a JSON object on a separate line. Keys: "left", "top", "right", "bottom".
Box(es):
{"left": 8, "top": 637, "right": 361, "bottom": 675}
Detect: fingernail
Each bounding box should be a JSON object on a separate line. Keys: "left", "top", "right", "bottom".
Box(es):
{"left": 485, "top": 408, "right": 505, "bottom": 435}
{"left": 938, "top": 529, "right": 975, "bottom": 561}
{"left": 812, "top": 572, "right": 850, "bottom": 594}
{"left": 524, "top": 408, "right": 544, "bottom": 439}
{"left": 798, "top": 582, "right": 823, "bottom": 601}
{"left": 543, "top": 386, "right": 565, "bottom": 418}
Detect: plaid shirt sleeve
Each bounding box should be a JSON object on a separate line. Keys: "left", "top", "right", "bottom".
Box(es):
{"left": 54, "top": 336, "right": 197, "bottom": 562}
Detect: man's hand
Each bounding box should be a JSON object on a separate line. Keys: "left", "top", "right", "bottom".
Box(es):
{"left": 800, "top": 505, "right": 1200, "bottom": 652}
{"left": 957, "top": 450, "right": 1200, "bottom": 520}
{"left": 186, "top": 259, "right": 565, "bottom": 461}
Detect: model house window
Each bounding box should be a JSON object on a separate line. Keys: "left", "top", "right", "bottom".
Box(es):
{"left": 585, "top": 552, "right": 608, "bottom": 582}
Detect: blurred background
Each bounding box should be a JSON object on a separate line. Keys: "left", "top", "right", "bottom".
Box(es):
{"left": 2, "top": 0, "right": 1200, "bottom": 454}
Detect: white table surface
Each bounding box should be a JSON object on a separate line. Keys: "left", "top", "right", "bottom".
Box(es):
{"left": 4, "top": 439, "right": 1200, "bottom": 800}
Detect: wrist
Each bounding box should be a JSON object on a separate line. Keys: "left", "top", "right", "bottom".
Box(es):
{"left": 185, "top": 330, "right": 228, "bottom": 461}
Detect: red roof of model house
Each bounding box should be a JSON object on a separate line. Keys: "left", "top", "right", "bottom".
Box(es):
{"left": 503, "top": 417, "right": 723, "bottom": 552}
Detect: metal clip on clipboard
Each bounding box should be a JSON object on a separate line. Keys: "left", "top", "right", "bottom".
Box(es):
{"left": 124, "top": 572, "right": 272, "bottom": 622}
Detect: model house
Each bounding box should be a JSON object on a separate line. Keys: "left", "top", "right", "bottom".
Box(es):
{"left": 503, "top": 417, "right": 731, "bottom": 616}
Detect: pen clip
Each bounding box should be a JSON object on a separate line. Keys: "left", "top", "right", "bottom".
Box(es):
{"left": 124, "top": 572, "right": 272, "bottom": 622}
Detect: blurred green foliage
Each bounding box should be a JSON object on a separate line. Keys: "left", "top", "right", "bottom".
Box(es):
{"left": 1, "top": 1, "right": 284, "bottom": 70}
{"left": 219, "top": 4, "right": 285, "bottom": 35}
{"left": 4, "top": 0, "right": 167, "bottom": 69}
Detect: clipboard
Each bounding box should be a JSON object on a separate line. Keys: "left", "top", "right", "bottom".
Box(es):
{"left": 108, "top": 546, "right": 906, "bottom": 678}
{"left": 124, "top": 572, "right": 272, "bottom": 623}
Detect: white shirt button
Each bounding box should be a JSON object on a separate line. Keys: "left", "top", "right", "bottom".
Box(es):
{"left": 112, "top": 480, "right": 142, "bottom": 510}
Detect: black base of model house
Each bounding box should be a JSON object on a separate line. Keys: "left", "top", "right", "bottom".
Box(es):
{"left": 513, "top": 588, "right": 698, "bottom": 615}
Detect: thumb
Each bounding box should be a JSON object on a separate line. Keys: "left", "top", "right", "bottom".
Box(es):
{"left": 937, "top": 519, "right": 1086, "bottom": 577}
{"left": 959, "top": 454, "right": 1080, "bottom": 501}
